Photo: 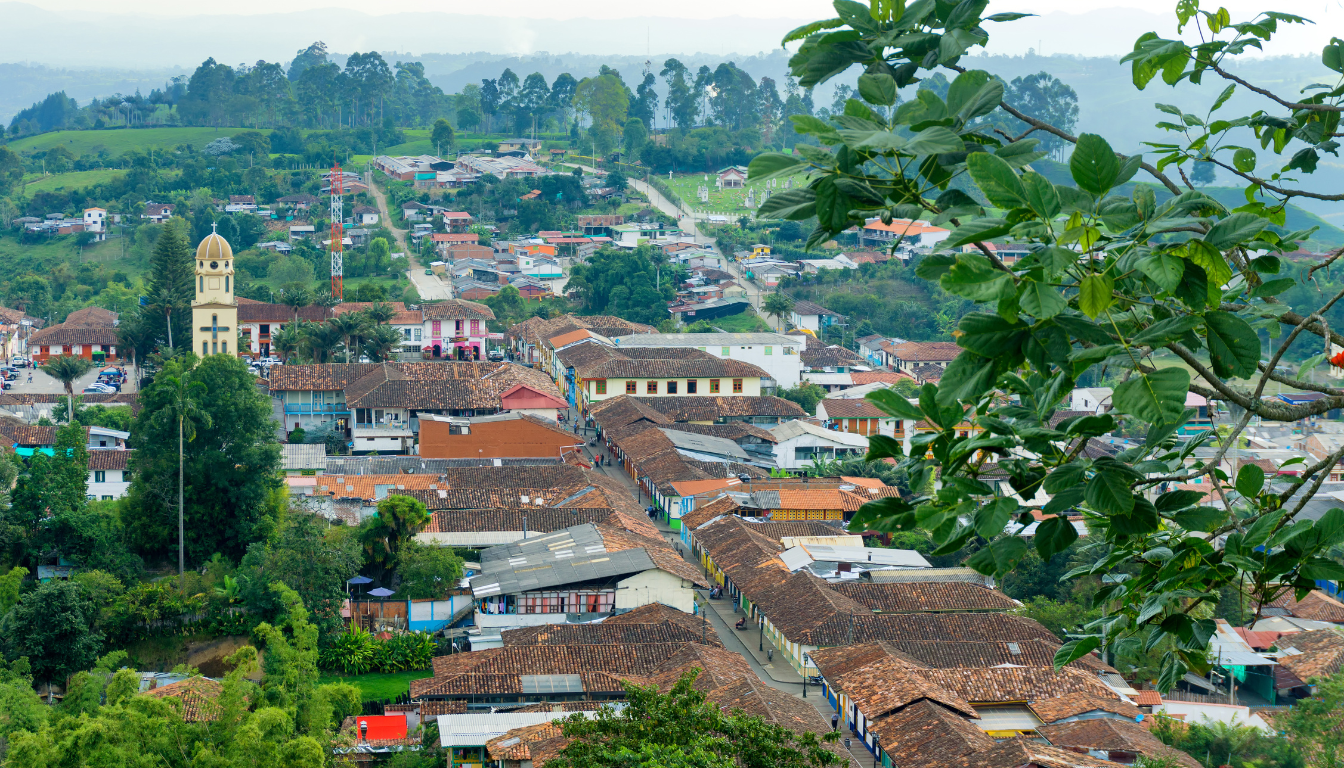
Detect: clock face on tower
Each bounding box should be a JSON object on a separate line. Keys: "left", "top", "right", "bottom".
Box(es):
{"left": 192, "top": 228, "right": 238, "bottom": 356}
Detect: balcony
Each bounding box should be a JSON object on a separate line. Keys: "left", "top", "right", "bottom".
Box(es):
{"left": 283, "top": 403, "right": 350, "bottom": 414}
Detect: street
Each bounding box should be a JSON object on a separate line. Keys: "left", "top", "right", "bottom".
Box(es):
{"left": 366, "top": 169, "right": 453, "bottom": 301}
{"left": 10, "top": 363, "right": 137, "bottom": 395}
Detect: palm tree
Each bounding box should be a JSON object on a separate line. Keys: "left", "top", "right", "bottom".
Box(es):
{"left": 145, "top": 286, "right": 182, "bottom": 349}
{"left": 150, "top": 372, "right": 211, "bottom": 593}
{"left": 362, "top": 324, "right": 404, "bottom": 362}
{"left": 762, "top": 291, "right": 795, "bottom": 333}
{"left": 311, "top": 288, "right": 340, "bottom": 318}
{"left": 116, "top": 319, "right": 150, "bottom": 389}
{"left": 280, "top": 285, "right": 314, "bottom": 322}
{"left": 303, "top": 322, "right": 344, "bottom": 363}
{"left": 270, "top": 322, "right": 305, "bottom": 364}
{"left": 328, "top": 313, "right": 368, "bottom": 363}
{"left": 41, "top": 356, "right": 95, "bottom": 422}
{"left": 364, "top": 302, "right": 397, "bottom": 325}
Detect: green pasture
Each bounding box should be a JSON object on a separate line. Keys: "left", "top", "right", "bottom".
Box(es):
{"left": 661, "top": 172, "right": 810, "bottom": 214}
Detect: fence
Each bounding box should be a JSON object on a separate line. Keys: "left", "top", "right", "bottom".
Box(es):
{"left": 1160, "top": 690, "right": 1234, "bottom": 704}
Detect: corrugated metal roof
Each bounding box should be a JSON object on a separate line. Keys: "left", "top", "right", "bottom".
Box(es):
{"left": 469, "top": 523, "right": 658, "bottom": 597}
{"left": 658, "top": 428, "right": 750, "bottom": 460}
{"left": 799, "top": 544, "right": 931, "bottom": 569}
{"left": 864, "top": 567, "right": 991, "bottom": 585}
{"left": 437, "top": 712, "right": 599, "bottom": 747}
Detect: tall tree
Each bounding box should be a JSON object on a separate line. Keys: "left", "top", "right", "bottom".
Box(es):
{"left": 358, "top": 495, "right": 429, "bottom": 584}
{"left": 288, "top": 42, "right": 329, "bottom": 82}
{"left": 124, "top": 354, "right": 281, "bottom": 566}
{"left": 149, "top": 365, "right": 210, "bottom": 593}
{"left": 1002, "top": 71, "right": 1079, "bottom": 160}
{"left": 40, "top": 356, "right": 94, "bottom": 422}
{"left": 631, "top": 73, "right": 659, "bottom": 129}
{"left": 762, "top": 292, "right": 795, "bottom": 333}
{"left": 0, "top": 581, "right": 103, "bottom": 685}
{"left": 574, "top": 74, "right": 630, "bottom": 155}
{"left": 144, "top": 219, "right": 195, "bottom": 350}
{"left": 431, "top": 118, "right": 455, "bottom": 154}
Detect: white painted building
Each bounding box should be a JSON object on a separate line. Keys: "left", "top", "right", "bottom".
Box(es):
{"left": 83, "top": 208, "right": 107, "bottom": 240}
{"left": 769, "top": 419, "right": 870, "bottom": 470}
{"left": 1071, "top": 387, "right": 1114, "bottom": 414}
{"left": 87, "top": 450, "right": 131, "bottom": 500}
{"left": 612, "top": 333, "right": 804, "bottom": 387}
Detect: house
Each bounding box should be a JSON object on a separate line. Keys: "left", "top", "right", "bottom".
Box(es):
{"left": 455, "top": 154, "right": 547, "bottom": 178}
{"left": 280, "top": 444, "right": 327, "bottom": 476}
{"left": 557, "top": 343, "right": 771, "bottom": 415}
{"left": 1071, "top": 387, "right": 1114, "bottom": 414}
{"left": 799, "top": 338, "right": 870, "bottom": 374}
{"left": 717, "top": 166, "right": 748, "bottom": 189}
{"left": 507, "top": 314, "right": 655, "bottom": 368}
{"left": 431, "top": 232, "right": 482, "bottom": 256}
{"left": 888, "top": 341, "right": 963, "bottom": 374}
{"left": 401, "top": 201, "right": 432, "bottom": 220}
{"left": 142, "top": 678, "right": 224, "bottom": 722}
{"left": 576, "top": 215, "right": 624, "bottom": 237}
{"left": 798, "top": 255, "right": 858, "bottom": 274}
{"left": 352, "top": 205, "right": 379, "bottom": 225}
{"left": 787, "top": 300, "right": 843, "bottom": 335}
{"left": 816, "top": 397, "right": 899, "bottom": 437}
{"left": 288, "top": 225, "right": 316, "bottom": 239}
{"left": 236, "top": 300, "right": 330, "bottom": 357}
{"left": 418, "top": 412, "right": 576, "bottom": 460}
{"left": 497, "top": 138, "right": 542, "bottom": 155}
{"left": 440, "top": 211, "right": 474, "bottom": 232}
{"left": 83, "top": 208, "right": 107, "bottom": 241}
{"left": 668, "top": 297, "right": 753, "bottom": 325}
{"left": 375, "top": 154, "right": 443, "bottom": 181}
{"left": 277, "top": 194, "right": 317, "bottom": 210}
{"left": 858, "top": 218, "right": 950, "bottom": 249}
{"left": 87, "top": 449, "right": 131, "bottom": 500}
{"left": 466, "top": 521, "right": 705, "bottom": 637}
{"left": 28, "top": 318, "right": 121, "bottom": 363}
{"left": 268, "top": 361, "right": 564, "bottom": 441}
{"left": 421, "top": 299, "right": 495, "bottom": 360}
{"left": 612, "top": 333, "right": 804, "bottom": 388}
{"left": 225, "top": 195, "right": 256, "bottom": 212}
{"left": 142, "top": 203, "right": 174, "bottom": 222}
{"left": 770, "top": 419, "right": 869, "bottom": 470}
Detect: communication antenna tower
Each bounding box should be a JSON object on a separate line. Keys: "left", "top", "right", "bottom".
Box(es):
{"left": 329, "top": 161, "right": 344, "bottom": 300}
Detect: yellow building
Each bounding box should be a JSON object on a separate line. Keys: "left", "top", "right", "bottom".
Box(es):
{"left": 192, "top": 228, "right": 238, "bottom": 356}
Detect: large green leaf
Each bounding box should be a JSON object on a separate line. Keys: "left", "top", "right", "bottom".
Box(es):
{"left": 1205, "top": 212, "right": 1268, "bottom": 250}
{"left": 941, "top": 253, "right": 1015, "bottom": 301}
{"left": 1086, "top": 467, "right": 1136, "bottom": 514}
{"left": 747, "top": 153, "right": 807, "bottom": 182}
{"left": 967, "top": 536, "right": 1029, "bottom": 576}
{"left": 1018, "top": 280, "right": 1067, "bottom": 319}
{"left": 967, "top": 151, "right": 1026, "bottom": 210}
{"left": 866, "top": 389, "right": 923, "bottom": 420}
{"left": 1111, "top": 496, "right": 1161, "bottom": 535}
{"left": 1079, "top": 274, "right": 1115, "bottom": 319}
{"left": 857, "top": 72, "right": 899, "bottom": 106}
{"left": 1070, "top": 133, "right": 1121, "bottom": 195}
{"left": 1020, "top": 172, "right": 1061, "bottom": 220}
{"left": 905, "top": 126, "right": 967, "bottom": 155}
{"left": 1035, "top": 515, "right": 1080, "bottom": 559}
{"left": 1183, "top": 240, "right": 1232, "bottom": 291}
{"left": 975, "top": 496, "right": 1019, "bottom": 539}
{"left": 1053, "top": 637, "right": 1101, "bottom": 668}
{"left": 1236, "top": 463, "right": 1266, "bottom": 497}
{"left": 1135, "top": 252, "right": 1185, "bottom": 292}
{"left": 944, "top": 218, "right": 1013, "bottom": 249}
{"left": 957, "top": 312, "right": 1027, "bottom": 355}
{"left": 956, "top": 78, "right": 1005, "bottom": 122}
{"left": 935, "top": 351, "right": 998, "bottom": 406}
{"left": 755, "top": 188, "right": 816, "bottom": 220}
{"left": 1205, "top": 311, "right": 1260, "bottom": 379}
{"left": 1132, "top": 315, "right": 1201, "bottom": 347}
{"left": 1112, "top": 368, "right": 1191, "bottom": 425}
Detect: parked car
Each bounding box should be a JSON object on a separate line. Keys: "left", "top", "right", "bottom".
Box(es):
{"left": 487, "top": 349, "right": 505, "bottom": 361}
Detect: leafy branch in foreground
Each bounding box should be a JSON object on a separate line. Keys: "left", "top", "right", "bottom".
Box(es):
{"left": 758, "top": 0, "right": 1344, "bottom": 689}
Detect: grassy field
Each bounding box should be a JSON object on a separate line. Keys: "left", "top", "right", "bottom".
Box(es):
{"left": 317, "top": 669, "right": 433, "bottom": 702}
{"left": 19, "top": 169, "right": 129, "bottom": 194}
{"left": 8, "top": 127, "right": 260, "bottom": 157}
{"left": 0, "top": 232, "right": 132, "bottom": 266}
{"left": 662, "top": 172, "right": 810, "bottom": 214}
{"left": 709, "top": 310, "right": 773, "bottom": 333}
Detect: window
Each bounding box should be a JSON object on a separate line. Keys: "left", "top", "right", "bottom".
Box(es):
{"left": 626, "top": 381, "right": 637, "bottom": 394}
{"left": 455, "top": 320, "right": 464, "bottom": 334}
{"left": 647, "top": 381, "right": 658, "bottom": 394}
{"left": 710, "top": 379, "right": 720, "bottom": 393}
{"left": 202, "top": 341, "right": 209, "bottom": 355}
{"left": 199, "top": 276, "right": 204, "bottom": 292}
{"left": 595, "top": 380, "right": 607, "bottom": 395}
{"left": 225, "top": 276, "right": 230, "bottom": 292}
{"left": 432, "top": 320, "right": 441, "bottom": 337}
{"left": 222, "top": 341, "right": 227, "bottom": 354}
{"left": 94, "top": 471, "right": 106, "bottom": 483}
{"left": 101, "top": 495, "right": 113, "bottom": 501}
{"left": 471, "top": 319, "right": 480, "bottom": 334}
{"left": 765, "top": 346, "right": 772, "bottom": 355}
{"left": 687, "top": 380, "right": 698, "bottom": 394}
{"left": 732, "top": 378, "right": 744, "bottom": 393}
{"left": 667, "top": 381, "right": 678, "bottom": 394}
{"left": 414, "top": 328, "right": 422, "bottom": 341}
{"left": 260, "top": 324, "right": 270, "bottom": 335}
{"left": 722, "top": 346, "right": 731, "bottom": 356}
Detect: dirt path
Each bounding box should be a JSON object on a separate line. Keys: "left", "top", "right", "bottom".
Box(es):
{"left": 367, "top": 170, "right": 452, "bottom": 301}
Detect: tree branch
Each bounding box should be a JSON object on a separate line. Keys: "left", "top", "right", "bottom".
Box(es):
{"left": 1209, "top": 63, "right": 1344, "bottom": 113}
{"left": 1205, "top": 157, "right": 1344, "bottom": 202}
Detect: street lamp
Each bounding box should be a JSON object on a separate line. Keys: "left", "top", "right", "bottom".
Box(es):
{"left": 872, "top": 733, "right": 881, "bottom": 768}
{"left": 802, "top": 653, "right": 811, "bottom": 698}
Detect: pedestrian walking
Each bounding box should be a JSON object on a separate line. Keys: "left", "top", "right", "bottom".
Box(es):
{"left": 767, "top": 649, "right": 773, "bottom": 662}
{"left": 831, "top": 714, "right": 839, "bottom": 731}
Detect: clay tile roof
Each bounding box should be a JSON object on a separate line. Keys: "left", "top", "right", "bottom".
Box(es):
{"left": 1028, "top": 692, "right": 1143, "bottom": 724}
{"left": 941, "top": 737, "right": 1130, "bottom": 768}
{"left": 88, "top": 450, "right": 132, "bottom": 470}
{"left": 421, "top": 299, "right": 495, "bottom": 321}
{"left": 802, "top": 344, "right": 868, "bottom": 370}
{"left": 706, "top": 677, "right": 843, "bottom": 760}
{"left": 921, "top": 667, "right": 1117, "bottom": 705}
{"left": 143, "top": 677, "right": 223, "bottom": 721}
{"left": 829, "top": 652, "right": 978, "bottom": 720}
{"left": 648, "top": 644, "right": 755, "bottom": 692}
{"left": 1130, "top": 690, "right": 1163, "bottom": 707}
{"left": 797, "top": 609, "right": 1059, "bottom": 647}
{"left": 487, "top": 721, "right": 567, "bottom": 761}
{"left": 419, "top": 507, "right": 621, "bottom": 534}
{"left": 604, "top": 603, "right": 717, "bottom": 639}
{"left": 64, "top": 306, "right": 118, "bottom": 327}
{"left": 849, "top": 371, "right": 918, "bottom": 386}
{"left": 1275, "top": 629, "right": 1344, "bottom": 681}
{"left": 501, "top": 620, "right": 718, "bottom": 648}
{"left": 633, "top": 395, "right": 806, "bottom": 421}
{"left": 819, "top": 398, "right": 887, "bottom": 419}
{"left": 869, "top": 700, "right": 996, "bottom": 767}
{"left": 892, "top": 341, "right": 963, "bottom": 362}
{"left": 0, "top": 419, "right": 60, "bottom": 446}
{"left": 414, "top": 643, "right": 703, "bottom": 698}
{"left": 1038, "top": 719, "right": 1203, "bottom": 768}
{"left": 877, "top": 640, "right": 1108, "bottom": 671}
{"left": 1268, "top": 590, "right": 1344, "bottom": 623}
{"left": 28, "top": 323, "right": 120, "bottom": 346}
{"left": 829, "top": 582, "right": 1019, "bottom": 613}
{"left": 418, "top": 700, "right": 468, "bottom": 716}
{"left": 313, "top": 473, "right": 444, "bottom": 501}
{"left": 752, "top": 571, "right": 876, "bottom": 642}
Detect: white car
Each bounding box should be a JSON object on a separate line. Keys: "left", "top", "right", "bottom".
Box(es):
{"left": 83, "top": 385, "right": 115, "bottom": 394}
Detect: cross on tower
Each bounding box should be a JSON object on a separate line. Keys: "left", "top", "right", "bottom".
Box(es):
{"left": 200, "top": 316, "right": 230, "bottom": 339}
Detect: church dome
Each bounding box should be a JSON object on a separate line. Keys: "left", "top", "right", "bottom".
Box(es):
{"left": 196, "top": 232, "right": 233, "bottom": 262}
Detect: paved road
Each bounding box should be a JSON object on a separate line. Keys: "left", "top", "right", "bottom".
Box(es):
{"left": 367, "top": 170, "right": 452, "bottom": 301}
{"left": 7, "top": 363, "right": 135, "bottom": 395}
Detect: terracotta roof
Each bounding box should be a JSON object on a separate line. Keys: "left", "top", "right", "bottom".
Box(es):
{"left": 486, "top": 721, "right": 567, "bottom": 762}
{"left": 508, "top": 314, "right": 653, "bottom": 345}
{"left": 418, "top": 699, "right": 468, "bottom": 717}
{"left": 862, "top": 219, "right": 949, "bottom": 236}
{"left": 830, "top": 582, "right": 1019, "bottom": 613}
{"left": 238, "top": 303, "right": 330, "bottom": 322}
{"left": 1130, "top": 690, "right": 1163, "bottom": 707}
{"left": 820, "top": 398, "right": 887, "bottom": 419}
{"left": 1038, "top": 719, "right": 1202, "bottom": 768}
{"left": 940, "top": 737, "right": 1129, "bottom": 768}
{"left": 269, "top": 361, "right": 561, "bottom": 412}
{"left": 881, "top": 640, "right": 1109, "bottom": 672}
{"left": 706, "top": 676, "right": 841, "bottom": 754}
{"left": 330, "top": 301, "right": 421, "bottom": 326}
{"left": 922, "top": 666, "right": 1117, "bottom": 705}
{"left": 604, "top": 603, "right": 717, "bottom": 640}
{"left": 421, "top": 298, "right": 495, "bottom": 321}
{"left": 29, "top": 323, "right": 120, "bottom": 346}
{"left": 571, "top": 348, "right": 769, "bottom": 381}
{"left": 1028, "top": 692, "right": 1143, "bottom": 724}
{"left": 314, "top": 473, "right": 445, "bottom": 501}
{"left": 849, "top": 371, "right": 918, "bottom": 386}
{"left": 0, "top": 420, "right": 59, "bottom": 446}
{"left": 822, "top": 649, "right": 979, "bottom": 720}
{"left": 502, "top": 620, "right": 717, "bottom": 648}
{"left": 88, "top": 450, "right": 132, "bottom": 470}
{"left": 802, "top": 344, "right": 867, "bottom": 369}
{"left": 891, "top": 341, "right": 963, "bottom": 362}
{"left": 1267, "top": 590, "right": 1344, "bottom": 623}
{"left": 64, "top": 306, "right": 118, "bottom": 327}
{"left": 647, "top": 643, "right": 755, "bottom": 692}
{"left": 632, "top": 395, "right": 805, "bottom": 422}
{"left": 870, "top": 700, "right": 995, "bottom": 767}
{"left": 661, "top": 421, "right": 778, "bottom": 443}
{"left": 143, "top": 677, "right": 223, "bottom": 722}
{"left": 413, "top": 643, "right": 710, "bottom": 698}
{"left": 420, "top": 507, "right": 621, "bottom": 534}
{"left": 1276, "top": 629, "right": 1344, "bottom": 681}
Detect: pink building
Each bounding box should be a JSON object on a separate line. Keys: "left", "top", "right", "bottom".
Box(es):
{"left": 421, "top": 299, "right": 495, "bottom": 360}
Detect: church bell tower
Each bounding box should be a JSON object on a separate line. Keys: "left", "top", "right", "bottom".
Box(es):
{"left": 192, "top": 225, "right": 239, "bottom": 356}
